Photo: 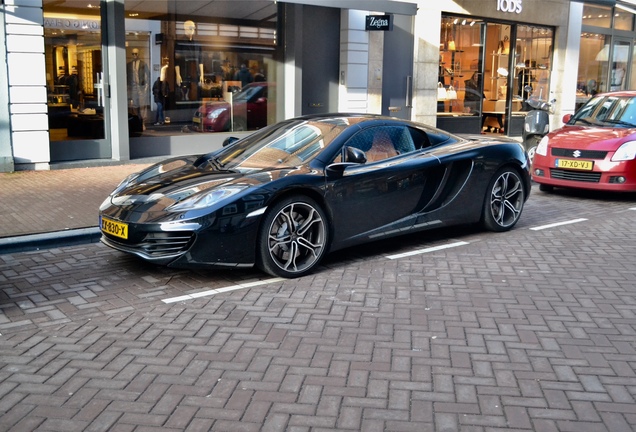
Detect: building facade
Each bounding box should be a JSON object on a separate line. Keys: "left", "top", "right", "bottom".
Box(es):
{"left": 0, "top": 0, "right": 630, "bottom": 172}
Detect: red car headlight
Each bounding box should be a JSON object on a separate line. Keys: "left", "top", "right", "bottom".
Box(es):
{"left": 536, "top": 136, "right": 549, "bottom": 156}
{"left": 611, "top": 141, "right": 636, "bottom": 161}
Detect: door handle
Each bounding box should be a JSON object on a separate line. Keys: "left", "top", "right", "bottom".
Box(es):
{"left": 94, "top": 72, "right": 103, "bottom": 107}
{"left": 406, "top": 75, "right": 412, "bottom": 108}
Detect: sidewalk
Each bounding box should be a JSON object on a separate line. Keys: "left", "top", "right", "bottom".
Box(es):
{"left": 0, "top": 160, "right": 157, "bottom": 251}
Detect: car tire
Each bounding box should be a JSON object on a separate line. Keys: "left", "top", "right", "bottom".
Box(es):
{"left": 539, "top": 183, "right": 554, "bottom": 193}
{"left": 257, "top": 195, "right": 329, "bottom": 278}
{"left": 482, "top": 167, "right": 525, "bottom": 232}
{"left": 525, "top": 135, "right": 541, "bottom": 166}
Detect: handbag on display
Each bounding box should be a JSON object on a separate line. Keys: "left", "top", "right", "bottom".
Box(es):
{"left": 446, "top": 85, "right": 457, "bottom": 100}
{"left": 437, "top": 82, "right": 447, "bottom": 101}
{"left": 498, "top": 36, "right": 510, "bottom": 55}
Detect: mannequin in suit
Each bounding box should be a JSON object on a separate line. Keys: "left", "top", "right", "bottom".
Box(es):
{"left": 175, "top": 20, "right": 204, "bottom": 101}
{"left": 127, "top": 48, "right": 150, "bottom": 129}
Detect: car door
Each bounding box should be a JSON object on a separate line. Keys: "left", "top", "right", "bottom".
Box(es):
{"left": 325, "top": 125, "right": 441, "bottom": 245}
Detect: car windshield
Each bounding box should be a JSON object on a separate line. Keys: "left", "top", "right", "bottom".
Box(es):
{"left": 233, "top": 85, "right": 264, "bottom": 102}
{"left": 213, "top": 118, "right": 347, "bottom": 170}
{"left": 570, "top": 95, "right": 636, "bottom": 128}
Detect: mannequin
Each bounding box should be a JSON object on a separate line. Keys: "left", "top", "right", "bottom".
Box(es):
{"left": 153, "top": 64, "right": 170, "bottom": 125}
{"left": 127, "top": 48, "right": 150, "bottom": 129}
{"left": 175, "top": 20, "right": 204, "bottom": 101}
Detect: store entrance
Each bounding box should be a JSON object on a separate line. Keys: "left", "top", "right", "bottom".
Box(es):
{"left": 44, "top": 5, "right": 111, "bottom": 162}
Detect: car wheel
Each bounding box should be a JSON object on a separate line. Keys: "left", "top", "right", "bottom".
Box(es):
{"left": 539, "top": 183, "right": 554, "bottom": 193}
{"left": 525, "top": 135, "right": 541, "bottom": 166}
{"left": 482, "top": 167, "right": 525, "bottom": 232}
{"left": 257, "top": 196, "right": 329, "bottom": 278}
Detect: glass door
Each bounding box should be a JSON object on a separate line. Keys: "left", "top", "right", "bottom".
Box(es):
{"left": 611, "top": 38, "right": 632, "bottom": 91}
{"left": 44, "top": 0, "right": 110, "bottom": 161}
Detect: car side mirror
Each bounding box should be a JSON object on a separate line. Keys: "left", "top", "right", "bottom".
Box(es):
{"left": 223, "top": 136, "right": 239, "bottom": 147}
{"left": 344, "top": 146, "right": 367, "bottom": 164}
{"left": 562, "top": 113, "right": 572, "bottom": 124}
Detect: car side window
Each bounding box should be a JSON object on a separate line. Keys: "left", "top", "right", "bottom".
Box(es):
{"left": 406, "top": 127, "right": 431, "bottom": 150}
{"left": 336, "top": 126, "right": 418, "bottom": 163}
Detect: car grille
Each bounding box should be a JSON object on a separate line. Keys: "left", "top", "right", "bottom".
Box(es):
{"left": 551, "top": 148, "right": 608, "bottom": 159}
{"left": 550, "top": 169, "right": 601, "bottom": 183}
{"left": 107, "top": 231, "right": 195, "bottom": 257}
{"left": 141, "top": 232, "right": 195, "bottom": 256}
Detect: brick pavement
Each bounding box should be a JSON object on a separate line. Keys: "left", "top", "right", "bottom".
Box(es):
{"left": 1, "top": 187, "right": 636, "bottom": 431}
{"left": 0, "top": 162, "right": 154, "bottom": 238}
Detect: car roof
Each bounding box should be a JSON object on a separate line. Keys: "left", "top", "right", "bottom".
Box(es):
{"left": 295, "top": 112, "right": 407, "bottom": 123}
{"left": 595, "top": 90, "right": 636, "bottom": 98}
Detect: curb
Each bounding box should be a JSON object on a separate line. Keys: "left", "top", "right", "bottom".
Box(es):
{"left": 0, "top": 227, "right": 102, "bottom": 255}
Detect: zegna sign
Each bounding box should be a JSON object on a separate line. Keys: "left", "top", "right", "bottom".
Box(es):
{"left": 497, "top": 0, "right": 523, "bottom": 13}
{"left": 365, "top": 15, "right": 393, "bottom": 31}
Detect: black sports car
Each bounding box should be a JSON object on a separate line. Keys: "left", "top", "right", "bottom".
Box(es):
{"left": 99, "top": 114, "right": 531, "bottom": 278}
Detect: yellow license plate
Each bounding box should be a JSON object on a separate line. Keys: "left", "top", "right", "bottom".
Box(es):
{"left": 555, "top": 159, "right": 594, "bottom": 171}
{"left": 193, "top": 117, "right": 201, "bottom": 123}
{"left": 101, "top": 217, "right": 128, "bottom": 239}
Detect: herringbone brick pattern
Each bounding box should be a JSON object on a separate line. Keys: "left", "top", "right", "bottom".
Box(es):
{"left": 1, "top": 183, "right": 636, "bottom": 431}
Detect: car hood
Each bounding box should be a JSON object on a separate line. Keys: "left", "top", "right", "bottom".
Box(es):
{"left": 200, "top": 100, "right": 231, "bottom": 112}
{"left": 548, "top": 125, "right": 636, "bottom": 150}
{"left": 104, "top": 155, "right": 305, "bottom": 213}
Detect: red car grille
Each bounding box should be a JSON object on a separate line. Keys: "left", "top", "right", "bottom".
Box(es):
{"left": 550, "top": 169, "right": 601, "bottom": 183}
{"left": 551, "top": 148, "right": 608, "bottom": 159}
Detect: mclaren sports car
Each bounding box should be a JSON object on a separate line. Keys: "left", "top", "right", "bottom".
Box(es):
{"left": 99, "top": 113, "right": 531, "bottom": 278}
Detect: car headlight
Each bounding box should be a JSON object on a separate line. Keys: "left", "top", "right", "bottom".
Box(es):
{"left": 207, "top": 108, "right": 226, "bottom": 120}
{"left": 611, "top": 141, "right": 636, "bottom": 161}
{"left": 166, "top": 185, "right": 248, "bottom": 212}
{"left": 110, "top": 172, "right": 140, "bottom": 196}
{"left": 536, "top": 136, "right": 549, "bottom": 156}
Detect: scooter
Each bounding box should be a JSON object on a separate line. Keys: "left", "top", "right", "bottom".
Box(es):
{"left": 522, "top": 86, "right": 555, "bottom": 165}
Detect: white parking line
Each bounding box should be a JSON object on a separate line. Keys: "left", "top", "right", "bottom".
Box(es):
{"left": 529, "top": 218, "right": 588, "bottom": 231}
{"left": 386, "top": 241, "right": 469, "bottom": 260}
{"left": 162, "top": 277, "right": 284, "bottom": 304}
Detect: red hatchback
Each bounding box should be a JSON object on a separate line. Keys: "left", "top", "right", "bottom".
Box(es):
{"left": 532, "top": 91, "right": 636, "bottom": 192}
{"left": 192, "top": 82, "right": 272, "bottom": 132}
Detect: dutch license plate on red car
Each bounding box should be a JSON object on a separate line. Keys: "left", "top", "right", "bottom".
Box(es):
{"left": 192, "top": 117, "right": 201, "bottom": 123}
{"left": 555, "top": 158, "right": 594, "bottom": 171}
{"left": 101, "top": 216, "right": 128, "bottom": 239}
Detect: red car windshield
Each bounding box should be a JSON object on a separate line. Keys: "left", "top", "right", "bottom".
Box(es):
{"left": 571, "top": 95, "right": 636, "bottom": 128}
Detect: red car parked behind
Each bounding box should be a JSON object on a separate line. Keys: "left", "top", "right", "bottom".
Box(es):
{"left": 192, "top": 82, "right": 272, "bottom": 132}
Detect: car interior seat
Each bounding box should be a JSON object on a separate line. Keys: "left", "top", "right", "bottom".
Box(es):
{"left": 366, "top": 128, "right": 398, "bottom": 162}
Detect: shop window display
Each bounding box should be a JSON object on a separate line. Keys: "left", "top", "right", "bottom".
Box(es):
{"left": 438, "top": 15, "right": 553, "bottom": 136}
{"left": 126, "top": 13, "right": 278, "bottom": 136}
{"left": 438, "top": 17, "right": 485, "bottom": 118}
{"left": 44, "top": 15, "right": 106, "bottom": 141}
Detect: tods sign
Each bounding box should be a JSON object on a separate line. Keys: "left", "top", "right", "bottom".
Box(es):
{"left": 497, "top": 0, "right": 523, "bottom": 13}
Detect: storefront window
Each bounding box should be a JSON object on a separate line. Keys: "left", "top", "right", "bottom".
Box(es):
{"left": 438, "top": 16, "right": 553, "bottom": 136}
{"left": 614, "top": 9, "right": 634, "bottom": 31}
{"left": 438, "top": 17, "right": 484, "bottom": 119}
{"left": 125, "top": 3, "right": 279, "bottom": 138}
{"left": 579, "top": 1, "right": 636, "bottom": 111}
{"left": 513, "top": 25, "right": 553, "bottom": 104}
{"left": 44, "top": 8, "right": 104, "bottom": 141}
{"left": 583, "top": 5, "right": 613, "bottom": 28}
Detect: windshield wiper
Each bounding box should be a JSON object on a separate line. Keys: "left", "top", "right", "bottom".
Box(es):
{"left": 603, "top": 119, "right": 636, "bottom": 128}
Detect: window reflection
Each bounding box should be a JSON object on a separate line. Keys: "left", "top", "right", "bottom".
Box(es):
{"left": 125, "top": 4, "right": 279, "bottom": 138}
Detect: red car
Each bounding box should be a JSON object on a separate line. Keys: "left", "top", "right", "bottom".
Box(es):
{"left": 532, "top": 91, "right": 636, "bottom": 192}
{"left": 192, "top": 82, "right": 272, "bottom": 132}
